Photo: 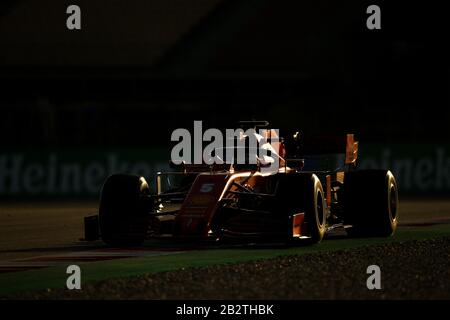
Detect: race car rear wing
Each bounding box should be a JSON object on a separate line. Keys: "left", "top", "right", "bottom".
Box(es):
{"left": 284, "top": 133, "right": 358, "bottom": 165}
{"left": 344, "top": 134, "right": 358, "bottom": 165}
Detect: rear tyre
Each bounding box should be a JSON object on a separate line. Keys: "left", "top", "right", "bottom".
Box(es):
{"left": 344, "top": 170, "right": 398, "bottom": 237}
{"left": 99, "top": 174, "right": 151, "bottom": 246}
{"left": 277, "top": 174, "right": 326, "bottom": 244}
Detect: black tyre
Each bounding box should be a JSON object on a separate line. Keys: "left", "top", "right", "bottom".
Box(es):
{"left": 99, "top": 174, "right": 151, "bottom": 246}
{"left": 344, "top": 170, "right": 398, "bottom": 237}
{"left": 276, "top": 173, "right": 326, "bottom": 243}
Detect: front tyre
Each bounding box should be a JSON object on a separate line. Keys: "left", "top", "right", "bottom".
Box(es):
{"left": 277, "top": 174, "right": 326, "bottom": 244}
{"left": 304, "top": 174, "right": 327, "bottom": 243}
{"left": 99, "top": 174, "right": 151, "bottom": 246}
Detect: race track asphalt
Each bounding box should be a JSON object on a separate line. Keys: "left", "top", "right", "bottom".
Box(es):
{"left": 0, "top": 199, "right": 449, "bottom": 298}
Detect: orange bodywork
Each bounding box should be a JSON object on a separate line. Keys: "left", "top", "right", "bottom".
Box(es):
{"left": 175, "top": 174, "right": 228, "bottom": 236}
{"left": 345, "top": 134, "right": 359, "bottom": 165}
{"left": 292, "top": 213, "right": 305, "bottom": 237}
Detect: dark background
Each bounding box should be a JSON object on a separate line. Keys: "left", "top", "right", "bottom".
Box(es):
{"left": 0, "top": 0, "right": 449, "bottom": 149}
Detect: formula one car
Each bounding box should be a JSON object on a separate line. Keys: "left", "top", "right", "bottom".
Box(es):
{"left": 84, "top": 121, "right": 398, "bottom": 246}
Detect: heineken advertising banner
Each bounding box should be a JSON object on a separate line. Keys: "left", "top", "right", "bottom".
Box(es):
{"left": 358, "top": 144, "right": 450, "bottom": 195}
{"left": 0, "top": 148, "right": 170, "bottom": 197}
{"left": 0, "top": 145, "right": 449, "bottom": 197}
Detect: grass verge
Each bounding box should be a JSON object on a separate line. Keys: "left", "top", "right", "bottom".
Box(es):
{"left": 1, "top": 224, "right": 449, "bottom": 297}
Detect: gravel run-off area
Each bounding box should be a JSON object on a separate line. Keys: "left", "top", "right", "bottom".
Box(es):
{"left": 13, "top": 236, "right": 450, "bottom": 300}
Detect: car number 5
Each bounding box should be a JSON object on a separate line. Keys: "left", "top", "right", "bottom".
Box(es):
{"left": 200, "top": 183, "right": 215, "bottom": 193}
